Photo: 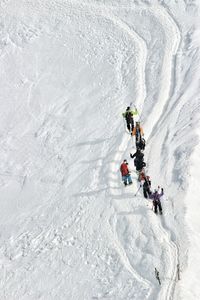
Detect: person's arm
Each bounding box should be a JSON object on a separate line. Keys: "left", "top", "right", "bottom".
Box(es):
{"left": 158, "top": 188, "right": 164, "bottom": 198}
{"left": 132, "top": 152, "right": 137, "bottom": 158}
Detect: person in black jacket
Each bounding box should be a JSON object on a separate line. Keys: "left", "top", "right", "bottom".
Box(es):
{"left": 130, "top": 149, "right": 144, "bottom": 161}
{"left": 134, "top": 158, "right": 146, "bottom": 172}
{"left": 143, "top": 176, "right": 152, "bottom": 198}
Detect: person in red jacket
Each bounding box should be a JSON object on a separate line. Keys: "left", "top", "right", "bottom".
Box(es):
{"left": 120, "top": 160, "right": 133, "bottom": 186}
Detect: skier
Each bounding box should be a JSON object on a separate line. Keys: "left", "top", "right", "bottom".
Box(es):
{"left": 143, "top": 176, "right": 152, "bottom": 199}
{"left": 134, "top": 159, "right": 146, "bottom": 182}
{"left": 150, "top": 187, "right": 164, "bottom": 214}
{"left": 131, "top": 122, "right": 144, "bottom": 149}
{"left": 122, "top": 106, "right": 138, "bottom": 132}
{"left": 134, "top": 156, "right": 146, "bottom": 172}
{"left": 120, "top": 159, "right": 133, "bottom": 186}
{"left": 130, "top": 148, "right": 144, "bottom": 161}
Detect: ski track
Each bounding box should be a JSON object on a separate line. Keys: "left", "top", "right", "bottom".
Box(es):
{"left": 108, "top": 133, "right": 179, "bottom": 300}
{"left": 143, "top": 5, "right": 181, "bottom": 137}
{"left": 109, "top": 134, "right": 152, "bottom": 297}
{"left": 106, "top": 3, "right": 181, "bottom": 300}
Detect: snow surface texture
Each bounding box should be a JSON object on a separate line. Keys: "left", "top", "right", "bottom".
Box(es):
{"left": 0, "top": 0, "right": 200, "bottom": 299}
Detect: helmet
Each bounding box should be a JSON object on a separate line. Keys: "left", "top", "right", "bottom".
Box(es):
{"left": 146, "top": 176, "right": 150, "bottom": 180}
{"left": 126, "top": 106, "right": 130, "bottom": 110}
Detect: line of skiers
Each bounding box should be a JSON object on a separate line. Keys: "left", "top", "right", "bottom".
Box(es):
{"left": 120, "top": 106, "right": 164, "bottom": 215}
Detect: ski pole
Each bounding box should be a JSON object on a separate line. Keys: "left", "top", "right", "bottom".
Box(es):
{"left": 134, "top": 185, "right": 141, "bottom": 196}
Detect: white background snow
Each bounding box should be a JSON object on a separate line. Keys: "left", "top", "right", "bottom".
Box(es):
{"left": 0, "top": 0, "right": 200, "bottom": 299}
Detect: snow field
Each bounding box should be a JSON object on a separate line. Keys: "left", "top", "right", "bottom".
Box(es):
{"left": 0, "top": 0, "right": 200, "bottom": 299}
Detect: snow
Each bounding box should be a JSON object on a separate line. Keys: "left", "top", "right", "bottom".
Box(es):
{"left": 0, "top": 0, "right": 200, "bottom": 299}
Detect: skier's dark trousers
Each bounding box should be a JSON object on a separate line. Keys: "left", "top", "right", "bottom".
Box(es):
{"left": 127, "top": 116, "right": 134, "bottom": 132}
{"left": 143, "top": 177, "right": 151, "bottom": 199}
{"left": 153, "top": 200, "right": 162, "bottom": 214}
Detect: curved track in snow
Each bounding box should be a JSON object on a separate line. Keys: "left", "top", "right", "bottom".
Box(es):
{"left": 105, "top": 3, "right": 182, "bottom": 300}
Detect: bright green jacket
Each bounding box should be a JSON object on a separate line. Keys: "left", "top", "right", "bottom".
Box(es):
{"left": 122, "top": 109, "right": 138, "bottom": 118}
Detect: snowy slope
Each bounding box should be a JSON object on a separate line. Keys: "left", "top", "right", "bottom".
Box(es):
{"left": 0, "top": 0, "right": 200, "bottom": 299}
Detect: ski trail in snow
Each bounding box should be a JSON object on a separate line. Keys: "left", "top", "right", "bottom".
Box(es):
{"left": 108, "top": 133, "right": 152, "bottom": 298}
{"left": 99, "top": 9, "right": 147, "bottom": 109}
{"left": 108, "top": 133, "right": 179, "bottom": 300}
{"left": 86, "top": 2, "right": 147, "bottom": 110}
{"left": 149, "top": 213, "right": 178, "bottom": 300}
{"left": 142, "top": 6, "right": 181, "bottom": 300}
{"left": 144, "top": 5, "right": 181, "bottom": 138}
{"left": 43, "top": 0, "right": 148, "bottom": 110}
{"left": 104, "top": 4, "right": 181, "bottom": 300}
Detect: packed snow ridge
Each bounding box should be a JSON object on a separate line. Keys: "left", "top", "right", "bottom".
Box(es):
{"left": 0, "top": 0, "right": 200, "bottom": 299}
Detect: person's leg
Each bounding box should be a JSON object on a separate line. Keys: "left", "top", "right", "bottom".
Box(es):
{"left": 127, "top": 122, "right": 131, "bottom": 131}
{"left": 147, "top": 188, "right": 151, "bottom": 198}
{"left": 143, "top": 188, "right": 148, "bottom": 198}
{"left": 154, "top": 201, "right": 158, "bottom": 213}
{"left": 127, "top": 174, "right": 132, "bottom": 184}
{"left": 142, "top": 140, "right": 145, "bottom": 150}
{"left": 131, "top": 119, "right": 134, "bottom": 131}
{"left": 122, "top": 176, "right": 127, "bottom": 186}
{"left": 158, "top": 201, "right": 162, "bottom": 213}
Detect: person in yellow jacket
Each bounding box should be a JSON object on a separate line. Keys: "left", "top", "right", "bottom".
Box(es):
{"left": 132, "top": 122, "right": 144, "bottom": 149}
{"left": 122, "top": 106, "right": 138, "bottom": 132}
